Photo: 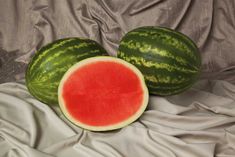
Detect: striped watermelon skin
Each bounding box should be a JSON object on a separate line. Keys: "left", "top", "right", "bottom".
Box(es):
{"left": 117, "top": 26, "right": 201, "bottom": 96}
{"left": 26, "top": 38, "right": 107, "bottom": 105}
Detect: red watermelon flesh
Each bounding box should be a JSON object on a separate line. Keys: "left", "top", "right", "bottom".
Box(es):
{"left": 58, "top": 57, "right": 149, "bottom": 131}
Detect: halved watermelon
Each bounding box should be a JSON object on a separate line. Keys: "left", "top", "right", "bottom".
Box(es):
{"left": 58, "top": 56, "right": 149, "bottom": 131}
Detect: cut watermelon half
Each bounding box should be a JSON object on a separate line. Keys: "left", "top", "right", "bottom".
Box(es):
{"left": 58, "top": 56, "right": 149, "bottom": 131}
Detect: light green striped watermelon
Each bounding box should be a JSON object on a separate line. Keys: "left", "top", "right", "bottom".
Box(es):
{"left": 26, "top": 38, "right": 107, "bottom": 105}
{"left": 117, "top": 26, "right": 201, "bottom": 96}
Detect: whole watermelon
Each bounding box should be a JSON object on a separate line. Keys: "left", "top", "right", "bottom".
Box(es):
{"left": 117, "top": 26, "right": 201, "bottom": 96}
{"left": 26, "top": 38, "right": 107, "bottom": 105}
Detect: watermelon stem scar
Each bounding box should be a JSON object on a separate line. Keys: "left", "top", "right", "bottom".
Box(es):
{"left": 58, "top": 56, "right": 149, "bottom": 131}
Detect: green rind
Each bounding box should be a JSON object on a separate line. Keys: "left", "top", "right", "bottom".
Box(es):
{"left": 26, "top": 38, "right": 107, "bottom": 105}
{"left": 117, "top": 26, "right": 201, "bottom": 96}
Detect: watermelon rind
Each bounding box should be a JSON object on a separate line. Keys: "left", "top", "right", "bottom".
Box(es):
{"left": 58, "top": 56, "right": 149, "bottom": 131}
{"left": 117, "top": 26, "right": 201, "bottom": 96}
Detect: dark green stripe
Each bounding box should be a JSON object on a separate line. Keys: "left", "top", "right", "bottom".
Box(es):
{"left": 131, "top": 26, "right": 199, "bottom": 54}
{"left": 28, "top": 85, "right": 57, "bottom": 104}
{"left": 36, "top": 42, "right": 97, "bottom": 69}
{"left": 29, "top": 42, "right": 105, "bottom": 80}
{"left": 123, "top": 26, "right": 201, "bottom": 66}
{"left": 156, "top": 27, "right": 198, "bottom": 51}
{"left": 29, "top": 38, "right": 78, "bottom": 74}
{"left": 146, "top": 77, "right": 194, "bottom": 90}
{"left": 121, "top": 31, "right": 200, "bottom": 68}
{"left": 148, "top": 82, "right": 193, "bottom": 96}
{"left": 118, "top": 51, "right": 199, "bottom": 77}
{"left": 29, "top": 84, "right": 57, "bottom": 97}
{"left": 29, "top": 38, "right": 104, "bottom": 75}
{"left": 118, "top": 39, "right": 199, "bottom": 71}
{"left": 145, "top": 75, "right": 193, "bottom": 86}
{"left": 34, "top": 50, "right": 104, "bottom": 81}
{"left": 129, "top": 27, "right": 196, "bottom": 52}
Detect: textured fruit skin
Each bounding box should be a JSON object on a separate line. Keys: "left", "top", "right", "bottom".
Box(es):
{"left": 26, "top": 38, "right": 107, "bottom": 105}
{"left": 117, "top": 26, "right": 201, "bottom": 96}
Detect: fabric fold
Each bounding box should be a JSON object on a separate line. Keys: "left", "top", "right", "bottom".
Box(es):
{"left": 0, "top": 80, "right": 234, "bottom": 156}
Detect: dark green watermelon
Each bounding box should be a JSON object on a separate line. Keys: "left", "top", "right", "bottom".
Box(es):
{"left": 117, "top": 26, "right": 201, "bottom": 95}
{"left": 26, "top": 38, "right": 107, "bottom": 105}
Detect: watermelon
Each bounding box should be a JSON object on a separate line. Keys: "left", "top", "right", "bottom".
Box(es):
{"left": 58, "top": 56, "right": 149, "bottom": 131}
{"left": 117, "top": 26, "right": 201, "bottom": 95}
{"left": 26, "top": 38, "right": 107, "bottom": 105}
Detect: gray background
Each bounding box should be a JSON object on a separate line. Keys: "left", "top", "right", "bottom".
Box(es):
{"left": 0, "top": 0, "right": 235, "bottom": 83}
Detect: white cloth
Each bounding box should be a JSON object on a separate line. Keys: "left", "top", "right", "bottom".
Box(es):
{"left": 0, "top": 80, "right": 235, "bottom": 157}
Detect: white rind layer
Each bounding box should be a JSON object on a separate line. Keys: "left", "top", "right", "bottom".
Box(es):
{"left": 58, "top": 56, "right": 149, "bottom": 131}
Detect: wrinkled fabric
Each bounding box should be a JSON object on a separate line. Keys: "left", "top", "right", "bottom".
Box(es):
{"left": 0, "top": 80, "right": 235, "bottom": 157}
{"left": 0, "top": 0, "right": 235, "bottom": 83}
{"left": 0, "top": 0, "right": 235, "bottom": 156}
